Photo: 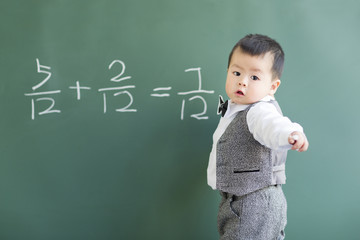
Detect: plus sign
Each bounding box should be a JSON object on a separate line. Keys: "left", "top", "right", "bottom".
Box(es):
{"left": 69, "top": 81, "right": 91, "bottom": 100}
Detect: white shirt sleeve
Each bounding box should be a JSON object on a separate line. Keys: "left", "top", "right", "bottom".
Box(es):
{"left": 247, "top": 101, "right": 304, "bottom": 150}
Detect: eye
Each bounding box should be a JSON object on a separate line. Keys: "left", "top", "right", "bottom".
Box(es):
{"left": 233, "top": 71, "right": 240, "bottom": 76}
{"left": 250, "top": 75, "right": 260, "bottom": 81}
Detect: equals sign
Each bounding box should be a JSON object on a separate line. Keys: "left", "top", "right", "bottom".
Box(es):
{"left": 151, "top": 87, "right": 172, "bottom": 97}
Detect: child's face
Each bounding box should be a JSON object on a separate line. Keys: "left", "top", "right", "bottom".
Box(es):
{"left": 225, "top": 47, "right": 280, "bottom": 105}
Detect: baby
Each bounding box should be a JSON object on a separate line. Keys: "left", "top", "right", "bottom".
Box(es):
{"left": 207, "top": 34, "right": 309, "bottom": 240}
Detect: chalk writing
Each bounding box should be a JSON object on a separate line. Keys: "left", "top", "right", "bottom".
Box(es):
{"left": 98, "top": 60, "right": 137, "bottom": 113}
{"left": 177, "top": 68, "right": 214, "bottom": 120}
{"left": 69, "top": 81, "right": 91, "bottom": 100}
{"left": 24, "top": 59, "right": 61, "bottom": 120}
{"left": 25, "top": 59, "right": 215, "bottom": 120}
{"left": 151, "top": 87, "right": 172, "bottom": 97}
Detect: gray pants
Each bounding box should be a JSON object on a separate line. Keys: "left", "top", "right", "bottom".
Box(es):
{"left": 218, "top": 185, "right": 287, "bottom": 240}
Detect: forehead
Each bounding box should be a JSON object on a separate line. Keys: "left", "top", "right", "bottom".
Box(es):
{"left": 229, "top": 48, "right": 274, "bottom": 73}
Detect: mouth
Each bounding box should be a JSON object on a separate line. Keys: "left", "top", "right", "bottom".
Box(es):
{"left": 236, "top": 90, "right": 244, "bottom": 96}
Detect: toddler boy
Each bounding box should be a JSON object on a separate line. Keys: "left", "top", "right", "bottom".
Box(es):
{"left": 207, "top": 34, "right": 309, "bottom": 240}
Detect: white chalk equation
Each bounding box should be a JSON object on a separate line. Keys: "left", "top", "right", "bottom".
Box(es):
{"left": 24, "top": 59, "right": 62, "bottom": 119}
{"left": 24, "top": 58, "right": 215, "bottom": 120}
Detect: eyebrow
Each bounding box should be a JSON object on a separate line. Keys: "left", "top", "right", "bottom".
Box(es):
{"left": 230, "top": 63, "right": 240, "bottom": 67}
{"left": 250, "top": 68, "right": 263, "bottom": 74}
{"left": 230, "top": 64, "right": 243, "bottom": 70}
{"left": 230, "top": 64, "right": 264, "bottom": 74}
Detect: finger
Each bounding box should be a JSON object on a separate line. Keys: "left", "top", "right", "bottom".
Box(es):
{"left": 289, "top": 134, "right": 299, "bottom": 145}
{"left": 292, "top": 137, "right": 304, "bottom": 151}
{"left": 299, "top": 138, "right": 309, "bottom": 152}
{"left": 292, "top": 142, "right": 301, "bottom": 151}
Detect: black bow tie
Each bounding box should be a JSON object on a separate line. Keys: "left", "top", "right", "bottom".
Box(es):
{"left": 217, "top": 96, "right": 228, "bottom": 117}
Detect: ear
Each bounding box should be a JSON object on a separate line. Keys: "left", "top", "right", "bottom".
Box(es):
{"left": 270, "top": 79, "right": 281, "bottom": 95}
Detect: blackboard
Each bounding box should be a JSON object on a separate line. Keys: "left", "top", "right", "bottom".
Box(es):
{"left": 1, "top": 0, "right": 360, "bottom": 239}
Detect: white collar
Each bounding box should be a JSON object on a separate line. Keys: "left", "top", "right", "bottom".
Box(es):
{"left": 224, "top": 95, "right": 275, "bottom": 118}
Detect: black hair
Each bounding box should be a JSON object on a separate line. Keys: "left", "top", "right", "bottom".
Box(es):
{"left": 227, "top": 34, "right": 285, "bottom": 79}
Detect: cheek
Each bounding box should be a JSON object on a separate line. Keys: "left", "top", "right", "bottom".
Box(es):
{"left": 225, "top": 79, "right": 234, "bottom": 97}
{"left": 225, "top": 77, "right": 232, "bottom": 89}
{"left": 248, "top": 84, "right": 265, "bottom": 97}
{"left": 225, "top": 82, "right": 231, "bottom": 95}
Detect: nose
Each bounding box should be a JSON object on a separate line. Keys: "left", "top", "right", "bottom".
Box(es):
{"left": 238, "top": 78, "right": 247, "bottom": 87}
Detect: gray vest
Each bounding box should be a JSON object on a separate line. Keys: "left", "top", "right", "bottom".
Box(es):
{"left": 216, "top": 101, "right": 287, "bottom": 196}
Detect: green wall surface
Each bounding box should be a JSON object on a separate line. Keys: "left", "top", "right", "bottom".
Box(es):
{"left": 1, "top": 0, "right": 360, "bottom": 239}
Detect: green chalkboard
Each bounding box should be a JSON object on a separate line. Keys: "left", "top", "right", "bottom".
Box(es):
{"left": 1, "top": 0, "right": 360, "bottom": 239}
